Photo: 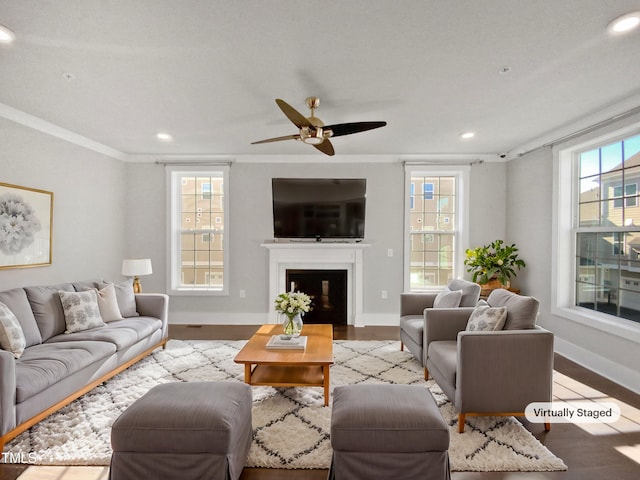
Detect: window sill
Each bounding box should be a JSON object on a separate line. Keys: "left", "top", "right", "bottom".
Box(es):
{"left": 552, "top": 304, "right": 640, "bottom": 343}
{"left": 169, "top": 288, "right": 228, "bottom": 296}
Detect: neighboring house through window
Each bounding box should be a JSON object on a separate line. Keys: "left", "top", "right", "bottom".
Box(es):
{"left": 167, "top": 166, "right": 229, "bottom": 295}
{"left": 405, "top": 165, "right": 469, "bottom": 291}
{"left": 556, "top": 131, "right": 640, "bottom": 330}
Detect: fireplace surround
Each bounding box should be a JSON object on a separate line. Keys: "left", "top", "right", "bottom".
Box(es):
{"left": 262, "top": 242, "right": 370, "bottom": 326}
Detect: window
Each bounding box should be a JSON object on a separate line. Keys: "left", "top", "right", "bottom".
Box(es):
{"left": 405, "top": 166, "right": 469, "bottom": 291}
{"left": 574, "top": 133, "right": 640, "bottom": 323}
{"left": 167, "top": 166, "right": 229, "bottom": 294}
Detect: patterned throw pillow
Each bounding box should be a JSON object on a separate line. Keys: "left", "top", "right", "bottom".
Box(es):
{"left": 0, "top": 301, "right": 26, "bottom": 358}
{"left": 465, "top": 305, "right": 508, "bottom": 332}
{"left": 58, "top": 290, "right": 106, "bottom": 334}
{"left": 433, "top": 288, "right": 463, "bottom": 308}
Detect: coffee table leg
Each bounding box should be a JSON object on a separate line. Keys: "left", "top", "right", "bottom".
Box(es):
{"left": 323, "top": 364, "right": 330, "bottom": 406}
{"left": 244, "top": 364, "right": 253, "bottom": 384}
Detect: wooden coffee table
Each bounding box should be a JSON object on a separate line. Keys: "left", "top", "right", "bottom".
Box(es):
{"left": 234, "top": 324, "right": 334, "bottom": 406}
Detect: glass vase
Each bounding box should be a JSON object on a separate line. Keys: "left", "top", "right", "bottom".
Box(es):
{"left": 282, "top": 312, "right": 303, "bottom": 338}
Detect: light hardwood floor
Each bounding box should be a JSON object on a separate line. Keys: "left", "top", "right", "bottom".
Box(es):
{"left": 2, "top": 325, "right": 639, "bottom": 480}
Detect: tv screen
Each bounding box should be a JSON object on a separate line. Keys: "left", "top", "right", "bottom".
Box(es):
{"left": 272, "top": 178, "right": 366, "bottom": 240}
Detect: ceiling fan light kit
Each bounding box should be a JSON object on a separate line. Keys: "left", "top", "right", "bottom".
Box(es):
{"left": 252, "top": 96, "right": 386, "bottom": 156}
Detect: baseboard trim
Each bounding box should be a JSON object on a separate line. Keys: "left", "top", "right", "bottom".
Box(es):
{"left": 168, "top": 312, "right": 400, "bottom": 327}
{"left": 554, "top": 337, "right": 640, "bottom": 395}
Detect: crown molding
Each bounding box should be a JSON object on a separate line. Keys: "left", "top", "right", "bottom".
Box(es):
{"left": 0, "top": 102, "right": 128, "bottom": 161}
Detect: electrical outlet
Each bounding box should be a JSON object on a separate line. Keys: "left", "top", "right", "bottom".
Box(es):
{"left": 387, "top": 248, "right": 393, "bottom": 257}
{"left": 381, "top": 290, "right": 388, "bottom": 299}
{"left": 239, "top": 289, "right": 246, "bottom": 298}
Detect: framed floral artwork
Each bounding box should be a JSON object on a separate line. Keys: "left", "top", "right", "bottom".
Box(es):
{"left": 0, "top": 182, "right": 53, "bottom": 269}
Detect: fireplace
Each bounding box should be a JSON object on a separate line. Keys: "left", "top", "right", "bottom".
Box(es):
{"left": 287, "top": 269, "right": 347, "bottom": 325}
{"left": 262, "top": 242, "right": 370, "bottom": 326}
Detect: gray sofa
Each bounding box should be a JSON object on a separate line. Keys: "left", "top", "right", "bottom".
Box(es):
{"left": 0, "top": 280, "right": 169, "bottom": 451}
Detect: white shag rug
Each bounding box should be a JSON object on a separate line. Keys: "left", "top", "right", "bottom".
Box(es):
{"left": 6, "top": 339, "right": 567, "bottom": 472}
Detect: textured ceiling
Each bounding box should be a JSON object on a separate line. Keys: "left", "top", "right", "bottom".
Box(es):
{"left": 1, "top": 0, "right": 639, "bottom": 160}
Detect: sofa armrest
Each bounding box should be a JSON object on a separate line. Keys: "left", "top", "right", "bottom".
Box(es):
{"left": 135, "top": 293, "right": 169, "bottom": 339}
{"left": 424, "top": 307, "right": 474, "bottom": 348}
{"left": 0, "top": 349, "right": 17, "bottom": 437}
{"left": 401, "top": 293, "right": 437, "bottom": 316}
{"left": 456, "top": 327, "right": 554, "bottom": 413}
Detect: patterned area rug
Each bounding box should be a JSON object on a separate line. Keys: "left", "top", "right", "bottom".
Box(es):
{"left": 6, "top": 339, "right": 567, "bottom": 471}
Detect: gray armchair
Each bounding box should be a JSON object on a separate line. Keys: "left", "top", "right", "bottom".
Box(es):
{"left": 400, "top": 279, "right": 480, "bottom": 379}
{"left": 424, "top": 288, "right": 554, "bottom": 433}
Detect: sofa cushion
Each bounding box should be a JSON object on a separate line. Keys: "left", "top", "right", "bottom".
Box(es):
{"left": 0, "top": 301, "right": 26, "bottom": 358}
{"left": 72, "top": 280, "right": 101, "bottom": 291}
{"left": 433, "top": 288, "right": 462, "bottom": 308}
{"left": 448, "top": 278, "right": 481, "bottom": 307}
{"left": 465, "top": 305, "right": 507, "bottom": 332}
{"left": 100, "top": 279, "right": 139, "bottom": 318}
{"left": 46, "top": 317, "right": 162, "bottom": 350}
{"left": 487, "top": 289, "right": 539, "bottom": 330}
{"left": 24, "top": 284, "right": 75, "bottom": 341}
{"left": 15, "top": 340, "right": 117, "bottom": 402}
{"left": 59, "top": 290, "right": 106, "bottom": 333}
{"left": 427, "top": 341, "right": 457, "bottom": 388}
{"left": 0, "top": 288, "right": 42, "bottom": 347}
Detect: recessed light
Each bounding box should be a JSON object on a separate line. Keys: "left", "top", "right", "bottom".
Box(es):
{"left": 460, "top": 131, "right": 476, "bottom": 140}
{"left": 0, "top": 24, "right": 16, "bottom": 44}
{"left": 608, "top": 11, "right": 640, "bottom": 34}
{"left": 156, "top": 132, "right": 173, "bottom": 142}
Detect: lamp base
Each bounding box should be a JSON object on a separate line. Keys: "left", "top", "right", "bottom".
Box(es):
{"left": 133, "top": 277, "right": 142, "bottom": 294}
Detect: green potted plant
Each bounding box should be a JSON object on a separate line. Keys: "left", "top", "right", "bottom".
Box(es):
{"left": 464, "top": 239, "right": 526, "bottom": 287}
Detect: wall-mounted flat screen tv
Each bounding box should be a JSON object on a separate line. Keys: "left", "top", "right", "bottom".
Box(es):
{"left": 272, "top": 178, "right": 366, "bottom": 240}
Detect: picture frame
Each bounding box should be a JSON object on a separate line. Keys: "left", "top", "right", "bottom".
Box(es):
{"left": 0, "top": 182, "right": 53, "bottom": 269}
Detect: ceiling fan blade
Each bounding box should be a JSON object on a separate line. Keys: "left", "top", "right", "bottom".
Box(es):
{"left": 325, "top": 121, "right": 387, "bottom": 137}
{"left": 251, "top": 134, "right": 298, "bottom": 144}
{"left": 276, "top": 99, "right": 312, "bottom": 128}
{"left": 313, "top": 139, "right": 335, "bottom": 156}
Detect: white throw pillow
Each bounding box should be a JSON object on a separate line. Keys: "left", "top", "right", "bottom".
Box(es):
{"left": 58, "top": 290, "right": 106, "bottom": 334}
{"left": 101, "top": 279, "right": 139, "bottom": 318}
{"left": 81, "top": 284, "right": 124, "bottom": 322}
{"left": 0, "top": 301, "right": 26, "bottom": 358}
{"left": 433, "top": 288, "right": 463, "bottom": 308}
{"left": 466, "top": 305, "right": 507, "bottom": 332}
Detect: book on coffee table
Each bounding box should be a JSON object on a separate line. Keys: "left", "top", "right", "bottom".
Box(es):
{"left": 266, "top": 335, "right": 308, "bottom": 350}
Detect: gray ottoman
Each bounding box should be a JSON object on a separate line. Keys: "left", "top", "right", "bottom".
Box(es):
{"left": 329, "top": 384, "right": 450, "bottom": 480}
{"left": 109, "top": 382, "right": 253, "bottom": 480}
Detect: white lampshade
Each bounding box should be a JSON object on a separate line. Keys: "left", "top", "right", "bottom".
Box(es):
{"left": 122, "top": 258, "right": 153, "bottom": 277}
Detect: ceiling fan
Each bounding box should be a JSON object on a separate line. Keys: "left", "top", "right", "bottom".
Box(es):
{"left": 251, "top": 97, "right": 387, "bottom": 156}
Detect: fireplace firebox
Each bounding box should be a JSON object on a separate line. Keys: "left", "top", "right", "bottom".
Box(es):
{"left": 286, "top": 269, "right": 347, "bottom": 326}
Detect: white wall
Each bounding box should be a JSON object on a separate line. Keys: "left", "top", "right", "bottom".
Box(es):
{"left": 507, "top": 133, "right": 640, "bottom": 393}
{"left": 0, "top": 118, "right": 127, "bottom": 290}
{"left": 126, "top": 158, "right": 506, "bottom": 325}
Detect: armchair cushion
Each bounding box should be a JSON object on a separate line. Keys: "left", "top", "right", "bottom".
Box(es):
{"left": 486, "top": 289, "right": 538, "bottom": 330}
{"left": 433, "top": 288, "right": 462, "bottom": 308}
{"left": 465, "top": 305, "right": 507, "bottom": 332}
{"left": 447, "top": 279, "right": 481, "bottom": 307}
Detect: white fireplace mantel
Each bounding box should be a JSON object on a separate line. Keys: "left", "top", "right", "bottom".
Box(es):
{"left": 261, "top": 241, "right": 371, "bottom": 326}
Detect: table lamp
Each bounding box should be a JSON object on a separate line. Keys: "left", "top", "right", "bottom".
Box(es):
{"left": 121, "top": 258, "right": 153, "bottom": 293}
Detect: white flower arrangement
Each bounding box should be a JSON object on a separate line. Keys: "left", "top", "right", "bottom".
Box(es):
{"left": 274, "top": 291, "right": 312, "bottom": 319}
